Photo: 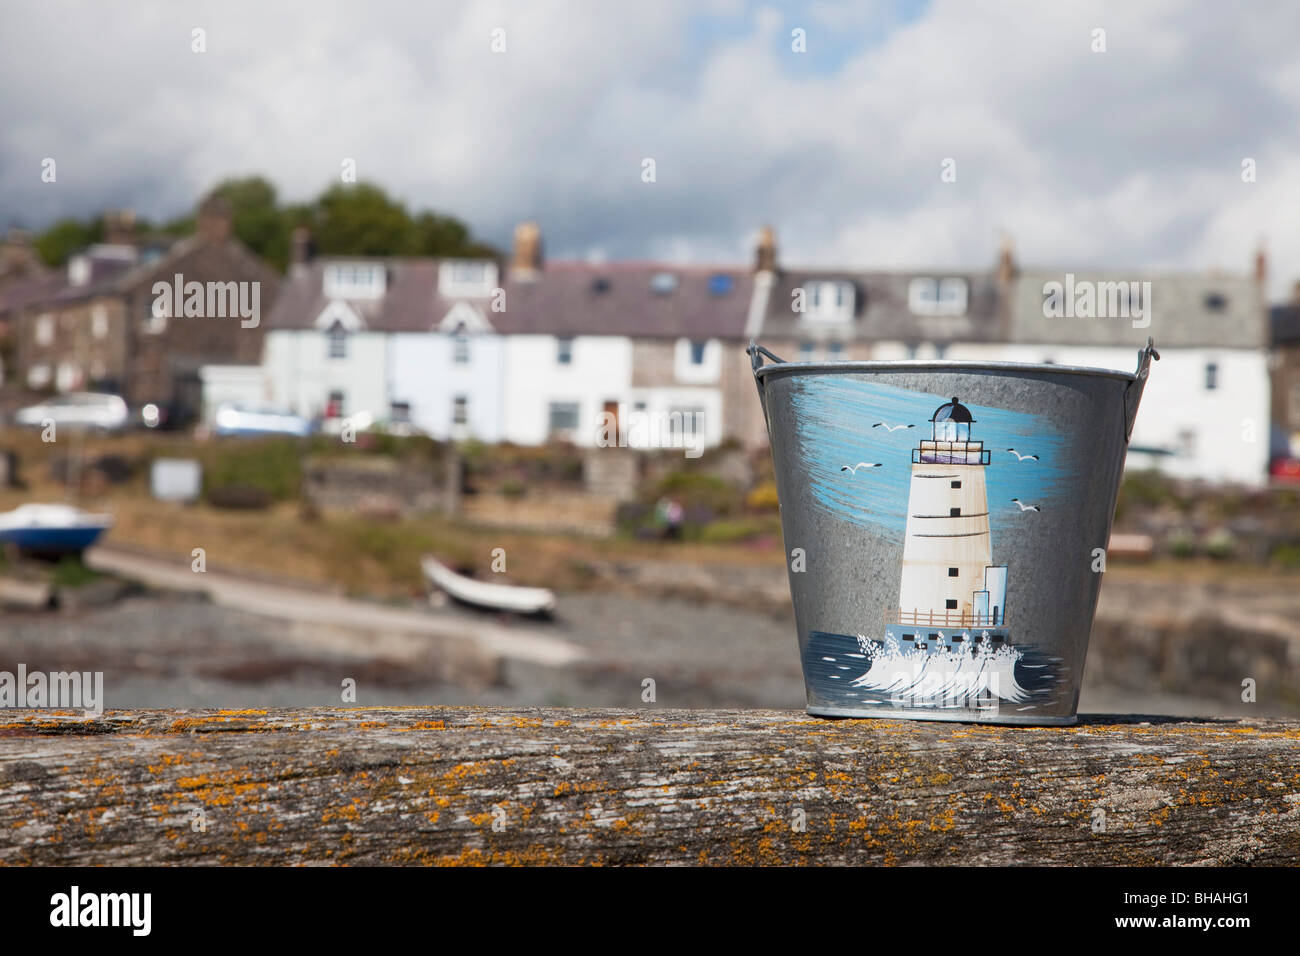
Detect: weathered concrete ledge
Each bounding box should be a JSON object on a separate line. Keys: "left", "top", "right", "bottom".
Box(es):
{"left": 1, "top": 708, "right": 1297, "bottom": 865}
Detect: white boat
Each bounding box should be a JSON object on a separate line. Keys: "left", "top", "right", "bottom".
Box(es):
{"left": 421, "top": 555, "right": 557, "bottom": 616}
{"left": 0, "top": 503, "right": 113, "bottom": 555}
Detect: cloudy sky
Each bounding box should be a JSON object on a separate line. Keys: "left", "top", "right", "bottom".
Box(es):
{"left": 3, "top": 0, "right": 1299, "bottom": 295}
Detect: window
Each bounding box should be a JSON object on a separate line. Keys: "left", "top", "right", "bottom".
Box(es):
{"left": 438, "top": 260, "right": 498, "bottom": 298}
{"left": 327, "top": 390, "right": 345, "bottom": 418}
{"left": 802, "top": 281, "right": 855, "bottom": 322}
{"left": 946, "top": 599, "right": 958, "bottom": 610}
{"left": 828, "top": 342, "right": 844, "bottom": 359}
{"left": 548, "top": 402, "right": 579, "bottom": 435}
{"left": 323, "top": 262, "right": 386, "bottom": 300}
{"left": 144, "top": 293, "right": 168, "bottom": 334}
{"left": 327, "top": 322, "right": 348, "bottom": 359}
{"left": 556, "top": 337, "right": 574, "bottom": 365}
{"left": 650, "top": 272, "right": 678, "bottom": 295}
{"left": 951, "top": 480, "right": 961, "bottom": 489}
{"left": 951, "top": 634, "right": 964, "bottom": 642}
{"left": 798, "top": 342, "right": 815, "bottom": 361}
{"left": 1205, "top": 362, "right": 1218, "bottom": 390}
{"left": 1204, "top": 292, "right": 1227, "bottom": 311}
{"left": 950, "top": 507, "right": 961, "bottom": 517}
{"left": 390, "top": 401, "right": 411, "bottom": 423}
{"left": 452, "top": 395, "right": 469, "bottom": 426}
{"left": 908, "top": 277, "right": 968, "bottom": 316}
{"left": 674, "top": 338, "right": 720, "bottom": 383}
{"left": 902, "top": 634, "right": 914, "bottom": 641}
{"left": 948, "top": 567, "right": 959, "bottom": 577}
{"left": 34, "top": 314, "right": 54, "bottom": 347}
{"left": 91, "top": 305, "right": 109, "bottom": 340}
{"left": 453, "top": 332, "right": 470, "bottom": 364}
{"left": 708, "top": 274, "right": 733, "bottom": 296}
{"left": 667, "top": 407, "right": 704, "bottom": 442}
{"left": 27, "top": 364, "right": 51, "bottom": 388}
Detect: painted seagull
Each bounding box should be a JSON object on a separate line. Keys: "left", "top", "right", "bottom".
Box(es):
{"left": 1006, "top": 448, "right": 1039, "bottom": 461}
{"left": 841, "top": 462, "right": 883, "bottom": 473}
{"left": 872, "top": 422, "right": 915, "bottom": 432}
{"left": 1011, "top": 498, "right": 1041, "bottom": 512}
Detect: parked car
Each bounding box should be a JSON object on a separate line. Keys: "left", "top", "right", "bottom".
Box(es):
{"left": 13, "top": 392, "right": 130, "bottom": 431}
{"left": 1269, "top": 456, "right": 1300, "bottom": 484}
{"left": 213, "top": 402, "right": 312, "bottom": 438}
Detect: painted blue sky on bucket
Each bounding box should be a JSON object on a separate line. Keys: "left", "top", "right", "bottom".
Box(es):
{"left": 788, "top": 377, "right": 1071, "bottom": 542}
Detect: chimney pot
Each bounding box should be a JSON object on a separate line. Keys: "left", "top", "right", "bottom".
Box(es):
{"left": 291, "top": 226, "right": 312, "bottom": 274}
{"left": 997, "top": 235, "right": 1016, "bottom": 284}
{"left": 512, "top": 221, "right": 542, "bottom": 275}
{"left": 102, "top": 208, "right": 136, "bottom": 246}
{"left": 197, "top": 196, "right": 233, "bottom": 243}
{"left": 755, "top": 225, "right": 777, "bottom": 273}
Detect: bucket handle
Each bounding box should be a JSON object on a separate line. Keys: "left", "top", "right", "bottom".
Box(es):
{"left": 1123, "top": 337, "right": 1160, "bottom": 443}
{"left": 746, "top": 340, "right": 787, "bottom": 433}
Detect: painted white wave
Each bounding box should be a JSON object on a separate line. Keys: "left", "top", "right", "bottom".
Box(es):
{"left": 851, "top": 631, "right": 1029, "bottom": 704}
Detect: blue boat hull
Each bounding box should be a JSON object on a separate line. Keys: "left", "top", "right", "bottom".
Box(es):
{"left": 0, "top": 526, "right": 107, "bottom": 554}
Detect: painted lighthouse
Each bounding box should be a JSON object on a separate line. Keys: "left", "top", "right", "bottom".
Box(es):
{"left": 892, "top": 397, "right": 1010, "bottom": 654}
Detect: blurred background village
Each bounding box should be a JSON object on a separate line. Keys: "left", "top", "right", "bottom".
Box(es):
{"left": 2, "top": 1, "right": 1299, "bottom": 718}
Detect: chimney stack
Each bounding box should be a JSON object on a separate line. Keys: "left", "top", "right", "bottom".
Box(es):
{"left": 1255, "top": 244, "right": 1268, "bottom": 284}
{"left": 0, "top": 228, "right": 42, "bottom": 277}
{"left": 755, "top": 224, "right": 777, "bottom": 273}
{"left": 197, "top": 195, "right": 233, "bottom": 243}
{"left": 290, "top": 226, "right": 312, "bottom": 276}
{"left": 997, "top": 234, "right": 1017, "bottom": 285}
{"left": 512, "top": 221, "right": 542, "bottom": 276}
{"left": 102, "top": 208, "right": 136, "bottom": 246}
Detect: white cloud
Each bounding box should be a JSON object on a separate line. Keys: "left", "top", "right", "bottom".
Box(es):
{"left": 1, "top": 0, "right": 1297, "bottom": 295}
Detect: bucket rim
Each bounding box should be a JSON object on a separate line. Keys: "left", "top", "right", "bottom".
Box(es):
{"left": 752, "top": 356, "right": 1139, "bottom": 384}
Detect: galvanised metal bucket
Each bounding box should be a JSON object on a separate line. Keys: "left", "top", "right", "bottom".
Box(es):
{"left": 749, "top": 339, "right": 1159, "bottom": 726}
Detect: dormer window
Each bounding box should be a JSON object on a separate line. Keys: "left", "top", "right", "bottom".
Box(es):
{"left": 801, "top": 281, "right": 855, "bottom": 322}
{"left": 67, "top": 256, "right": 91, "bottom": 287}
{"left": 324, "top": 262, "right": 386, "bottom": 300}
{"left": 439, "top": 260, "right": 498, "bottom": 298}
{"left": 453, "top": 329, "right": 470, "bottom": 364}
{"left": 909, "top": 277, "right": 968, "bottom": 316}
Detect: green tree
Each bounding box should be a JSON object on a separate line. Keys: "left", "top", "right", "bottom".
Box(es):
{"left": 412, "top": 211, "right": 496, "bottom": 258}
{"left": 33, "top": 217, "right": 103, "bottom": 266}
{"left": 311, "top": 182, "right": 417, "bottom": 256}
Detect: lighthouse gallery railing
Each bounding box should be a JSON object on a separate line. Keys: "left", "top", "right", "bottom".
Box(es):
{"left": 912, "top": 440, "right": 991, "bottom": 465}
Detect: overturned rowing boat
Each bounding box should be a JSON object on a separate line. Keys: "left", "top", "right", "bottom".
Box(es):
{"left": 420, "top": 555, "right": 557, "bottom": 616}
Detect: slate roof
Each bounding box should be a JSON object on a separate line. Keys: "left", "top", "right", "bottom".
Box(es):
{"left": 1271, "top": 303, "right": 1300, "bottom": 346}
{"left": 754, "top": 268, "right": 1005, "bottom": 344}
{"left": 1009, "top": 269, "right": 1264, "bottom": 348}
{"left": 265, "top": 259, "right": 755, "bottom": 340}
{"left": 0, "top": 239, "right": 181, "bottom": 315}
{"left": 264, "top": 259, "right": 477, "bottom": 332}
